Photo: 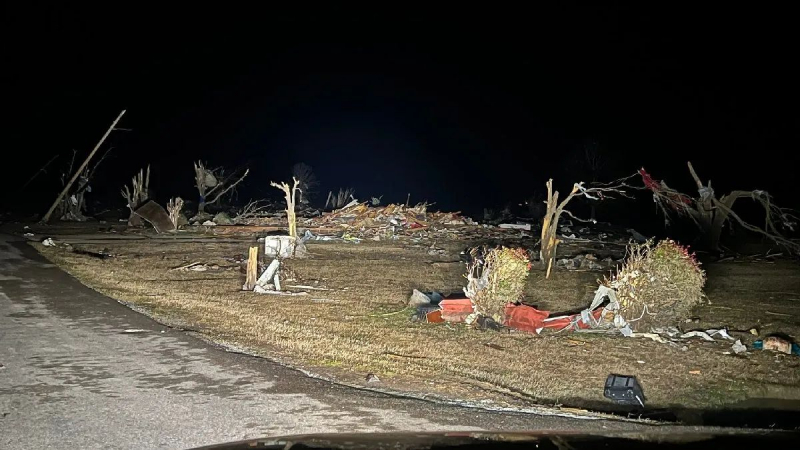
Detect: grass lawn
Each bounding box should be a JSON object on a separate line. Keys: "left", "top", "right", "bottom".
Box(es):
{"left": 30, "top": 226, "right": 800, "bottom": 419}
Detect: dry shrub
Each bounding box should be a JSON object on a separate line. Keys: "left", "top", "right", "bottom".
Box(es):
{"left": 465, "top": 246, "right": 531, "bottom": 321}
{"left": 605, "top": 239, "right": 705, "bottom": 330}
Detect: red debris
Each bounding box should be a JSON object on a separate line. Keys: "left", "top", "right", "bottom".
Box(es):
{"left": 425, "top": 309, "right": 444, "bottom": 323}
{"left": 439, "top": 298, "right": 474, "bottom": 323}
{"left": 502, "top": 303, "right": 605, "bottom": 334}
{"left": 503, "top": 304, "right": 550, "bottom": 333}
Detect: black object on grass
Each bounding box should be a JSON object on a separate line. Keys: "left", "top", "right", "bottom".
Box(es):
{"left": 604, "top": 374, "right": 645, "bottom": 407}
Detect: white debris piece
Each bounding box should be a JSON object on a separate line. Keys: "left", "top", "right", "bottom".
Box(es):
{"left": 23, "top": 233, "right": 34, "bottom": 238}
{"left": 42, "top": 238, "right": 56, "bottom": 247}
{"left": 707, "top": 328, "right": 734, "bottom": 340}
{"left": 680, "top": 331, "right": 715, "bottom": 341}
{"left": 264, "top": 236, "right": 296, "bottom": 258}
{"left": 732, "top": 340, "right": 747, "bottom": 354}
{"left": 253, "top": 258, "right": 284, "bottom": 294}
{"left": 499, "top": 223, "right": 531, "bottom": 231}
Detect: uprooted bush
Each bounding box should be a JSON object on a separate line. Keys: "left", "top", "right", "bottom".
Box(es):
{"left": 604, "top": 239, "right": 705, "bottom": 330}
{"left": 464, "top": 246, "right": 531, "bottom": 321}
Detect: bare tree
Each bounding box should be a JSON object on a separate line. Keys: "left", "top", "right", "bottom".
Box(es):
{"left": 291, "top": 163, "right": 318, "bottom": 204}
{"left": 167, "top": 197, "right": 184, "bottom": 229}
{"left": 540, "top": 176, "right": 636, "bottom": 278}
{"left": 193, "top": 161, "right": 249, "bottom": 215}
{"left": 640, "top": 162, "right": 799, "bottom": 254}
{"left": 325, "top": 188, "right": 355, "bottom": 209}
{"left": 121, "top": 165, "right": 150, "bottom": 225}
{"left": 271, "top": 177, "right": 301, "bottom": 239}
{"left": 233, "top": 199, "right": 271, "bottom": 223}
{"left": 54, "top": 148, "right": 112, "bottom": 221}
{"left": 42, "top": 110, "right": 126, "bottom": 223}
{"left": 570, "top": 140, "right": 607, "bottom": 221}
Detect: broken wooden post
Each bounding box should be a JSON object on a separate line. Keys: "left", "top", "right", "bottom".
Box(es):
{"left": 42, "top": 110, "right": 126, "bottom": 223}
{"left": 243, "top": 246, "right": 258, "bottom": 290}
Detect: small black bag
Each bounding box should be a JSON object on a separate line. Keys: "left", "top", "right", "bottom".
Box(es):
{"left": 604, "top": 374, "right": 645, "bottom": 406}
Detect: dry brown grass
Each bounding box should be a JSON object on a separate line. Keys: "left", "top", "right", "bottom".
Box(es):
{"left": 32, "top": 236, "right": 800, "bottom": 414}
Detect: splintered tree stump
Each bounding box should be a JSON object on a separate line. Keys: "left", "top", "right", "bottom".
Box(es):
{"left": 244, "top": 246, "right": 259, "bottom": 290}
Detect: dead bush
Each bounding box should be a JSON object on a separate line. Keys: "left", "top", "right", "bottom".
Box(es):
{"left": 465, "top": 246, "right": 531, "bottom": 321}
{"left": 604, "top": 239, "right": 705, "bottom": 330}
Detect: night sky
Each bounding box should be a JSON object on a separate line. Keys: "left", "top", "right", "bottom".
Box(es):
{"left": 5, "top": 5, "right": 798, "bottom": 227}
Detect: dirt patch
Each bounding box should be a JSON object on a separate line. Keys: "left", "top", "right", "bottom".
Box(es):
{"left": 31, "top": 232, "right": 800, "bottom": 419}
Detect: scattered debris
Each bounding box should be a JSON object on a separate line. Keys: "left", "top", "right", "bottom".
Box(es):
{"left": 170, "top": 262, "right": 221, "bottom": 272}
{"left": 689, "top": 370, "right": 701, "bottom": 375}
{"left": 42, "top": 238, "right": 56, "bottom": 247}
{"left": 732, "top": 339, "right": 747, "bottom": 354}
{"left": 201, "top": 220, "right": 216, "bottom": 226}
{"left": 483, "top": 342, "right": 505, "bottom": 350}
{"left": 256, "top": 258, "right": 281, "bottom": 291}
{"left": 499, "top": 223, "right": 531, "bottom": 231}
{"left": 122, "top": 329, "right": 149, "bottom": 333}
{"left": 438, "top": 299, "right": 473, "bottom": 323}
{"left": 754, "top": 336, "right": 799, "bottom": 355}
{"left": 134, "top": 200, "right": 176, "bottom": 233}
{"left": 556, "top": 254, "right": 607, "bottom": 271}
{"left": 408, "top": 289, "right": 442, "bottom": 307}
{"left": 264, "top": 236, "right": 305, "bottom": 258}
{"left": 310, "top": 202, "right": 476, "bottom": 239}
{"left": 365, "top": 373, "right": 380, "bottom": 383}
{"left": 73, "top": 248, "right": 112, "bottom": 259}
{"left": 171, "top": 261, "right": 202, "bottom": 271}
{"left": 680, "top": 329, "right": 734, "bottom": 342}
{"left": 213, "top": 212, "right": 233, "bottom": 225}
{"left": 23, "top": 233, "right": 34, "bottom": 238}
{"left": 604, "top": 374, "right": 645, "bottom": 407}
{"left": 253, "top": 289, "right": 309, "bottom": 296}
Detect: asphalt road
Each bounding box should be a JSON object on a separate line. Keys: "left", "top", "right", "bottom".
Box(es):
{"left": 0, "top": 233, "right": 654, "bottom": 449}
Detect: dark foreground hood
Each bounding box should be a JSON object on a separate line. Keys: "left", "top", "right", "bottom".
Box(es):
{"left": 193, "top": 429, "right": 798, "bottom": 450}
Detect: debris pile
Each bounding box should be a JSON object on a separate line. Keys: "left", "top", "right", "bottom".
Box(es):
{"left": 242, "top": 236, "right": 308, "bottom": 296}
{"left": 556, "top": 253, "right": 613, "bottom": 271}
{"left": 407, "top": 290, "right": 475, "bottom": 323}
{"left": 309, "top": 202, "right": 476, "bottom": 238}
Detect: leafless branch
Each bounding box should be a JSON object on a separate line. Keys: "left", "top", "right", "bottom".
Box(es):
{"left": 639, "top": 162, "right": 800, "bottom": 254}
{"left": 208, "top": 168, "right": 249, "bottom": 205}
{"left": 233, "top": 199, "right": 271, "bottom": 223}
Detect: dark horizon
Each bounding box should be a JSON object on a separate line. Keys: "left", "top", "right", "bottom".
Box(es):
{"left": 4, "top": 5, "right": 798, "bottom": 228}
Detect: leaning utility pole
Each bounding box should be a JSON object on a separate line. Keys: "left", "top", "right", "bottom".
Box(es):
{"left": 41, "top": 110, "right": 126, "bottom": 223}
